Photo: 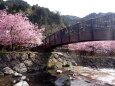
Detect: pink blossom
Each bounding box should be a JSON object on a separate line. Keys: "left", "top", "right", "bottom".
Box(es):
{"left": 0, "top": 10, "right": 43, "bottom": 46}
{"left": 68, "top": 41, "right": 115, "bottom": 52}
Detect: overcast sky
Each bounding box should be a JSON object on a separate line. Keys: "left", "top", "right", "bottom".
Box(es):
{"left": 24, "top": 0, "right": 115, "bottom": 17}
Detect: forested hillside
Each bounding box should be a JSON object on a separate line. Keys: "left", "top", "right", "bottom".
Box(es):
{"left": 0, "top": 0, "right": 79, "bottom": 36}
{"left": 62, "top": 15, "right": 79, "bottom": 26}
{"left": 0, "top": 0, "right": 114, "bottom": 36}
{"left": 77, "top": 12, "right": 114, "bottom": 22}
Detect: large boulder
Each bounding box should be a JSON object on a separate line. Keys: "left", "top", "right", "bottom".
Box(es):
{"left": 10, "top": 52, "right": 20, "bottom": 60}
{"left": 1, "top": 54, "right": 11, "bottom": 62}
{"left": 24, "top": 60, "right": 33, "bottom": 67}
{"left": 29, "top": 53, "right": 36, "bottom": 61}
{"left": 14, "top": 81, "right": 29, "bottom": 86}
{"left": 3, "top": 67, "right": 14, "bottom": 74}
{"left": 55, "top": 76, "right": 71, "bottom": 86}
{"left": 20, "top": 53, "right": 28, "bottom": 61}
{"left": 0, "top": 61, "right": 7, "bottom": 68}
{"left": 21, "top": 76, "right": 27, "bottom": 81}
{"left": 14, "top": 63, "right": 27, "bottom": 73}
{"left": 11, "top": 60, "right": 20, "bottom": 68}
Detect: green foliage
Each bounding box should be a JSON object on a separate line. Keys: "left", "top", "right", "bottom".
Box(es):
{"left": 27, "top": 67, "right": 33, "bottom": 70}
{"left": 6, "top": 0, "right": 29, "bottom": 14}
{"left": 44, "top": 65, "right": 57, "bottom": 70}
{"left": 63, "top": 64, "right": 70, "bottom": 67}
{"left": 78, "top": 12, "right": 114, "bottom": 22}
{"left": 62, "top": 15, "right": 80, "bottom": 26}
{"left": 0, "top": 0, "right": 79, "bottom": 36}
{"left": 0, "top": 0, "right": 66, "bottom": 36}
{"left": 48, "top": 65, "right": 57, "bottom": 69}
{"left": 0, "top": 0, "right": 5, "bottom": 10}
{"left": 1, "top": 0, "right": 114, "bottom": 36}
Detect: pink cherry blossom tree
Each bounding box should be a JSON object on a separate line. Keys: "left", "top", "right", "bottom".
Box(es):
{"left": 0, "top": 9, "right": 43, "bottom": 50}
{"left": 68, "top": 41, "right": 115, "bottom": 56}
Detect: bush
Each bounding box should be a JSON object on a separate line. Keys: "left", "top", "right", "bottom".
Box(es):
{"left": 63, "top": 64, "right": 70, "bottom": 67}
{"left": 44, "top": 65, "right": 57, "bottom": 71}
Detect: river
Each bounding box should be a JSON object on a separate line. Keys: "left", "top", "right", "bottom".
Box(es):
{"left": 0, "top": 66, "right": 115, "bottom": 86}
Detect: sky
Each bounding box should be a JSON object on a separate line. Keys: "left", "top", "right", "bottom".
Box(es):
{"left": 24, "top": 0, "right": 115, "bottom": 17}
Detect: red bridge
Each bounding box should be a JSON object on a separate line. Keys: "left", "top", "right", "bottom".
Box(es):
{"left": 43, "top": 14, "right": 115, "bottom": 49}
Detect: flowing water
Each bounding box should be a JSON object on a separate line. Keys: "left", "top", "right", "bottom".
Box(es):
{"left": 71, "top": 66, "right": 115, "bottom": 86}
{"left": 0, "top": 67, "right": 115, "bottom": 86}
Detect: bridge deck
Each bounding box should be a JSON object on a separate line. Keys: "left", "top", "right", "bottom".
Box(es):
{"left": 43, "top": 14, "right": 115, "bottom": 49}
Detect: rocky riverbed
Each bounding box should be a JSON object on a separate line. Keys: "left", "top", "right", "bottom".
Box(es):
{"left": 0, "top": 51, "right": 115, "bottom": 86}
{"left": 1, "top": 66, "right": 115, "bottom": 86}
{"left": 70, "top": 66, "right": 115, "bottom": 86}
{"left": 49, "top": 66, "right": 115, "bottom": 86}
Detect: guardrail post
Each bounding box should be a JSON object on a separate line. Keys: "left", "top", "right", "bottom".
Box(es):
{"left": 91, "top": 19, "right": 94, "bottom": 41}
{"left": 77, "top": 23, "right": 80, "bottom": 42}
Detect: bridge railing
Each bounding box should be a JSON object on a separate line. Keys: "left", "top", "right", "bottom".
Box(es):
{"left": 43, "top": 14, "right": 115, "bottom": 49}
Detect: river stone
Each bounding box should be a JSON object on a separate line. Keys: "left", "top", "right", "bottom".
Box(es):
{"left": 14, "top": 81, "right": 29, "bottom": 86}
{"left": 11, "top": 60, "right": 20, "bottom": 68}
{"left": 21, "top": 76, "right": 27, "bottom": 80}
{"left": 10, "top": 52, "right": 20, "bottom": 60}
{"left": 71, "top": 60, "right": 77, "bottom": 66}
{"left": 14, "top": 63, "right": 27, "bottom": 73}
{"left": 55, "top": 76, "right": 71, "bottom": 86}
{"left": 1, "top": 54, "right": 11, "bottom": 62}
{"left": 13, "top": 72, "right": 22, "bottom": 77}
{"left": 56, "top": 62, "right": 63, "bottom": 68}
{"left": 0, "top": 61, "right": 7, "bottom": 68}
{"left": 3, "top": 67, "right": 14, "bottom": 74}
{"left": 53, "top": 54, "right": 59, "bottom": 59}
{"left": 29, "top": 53, "right": 36, "bottom": 61}
{"left": 20, "top": 53, "right": 28, "bottom": 61}
{"left": 24, "top": 60, "right": 33, "bottom": 66}
{"left": 56, "top": 70, "right": 63, "bottom": 74}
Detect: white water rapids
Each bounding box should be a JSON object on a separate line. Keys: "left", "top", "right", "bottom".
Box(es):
{"left": 71, "top": 66, "right": 115, "bottom": 86}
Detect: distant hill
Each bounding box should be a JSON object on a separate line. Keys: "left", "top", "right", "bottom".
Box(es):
{"left": 78, "top": 12, "right": 114, "bottom": 22}
{"left": 62, "top": 15, "right": 80, "bottom": 26}
{"left": 61, "top": 13, "right": 114, "bottom": 27}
